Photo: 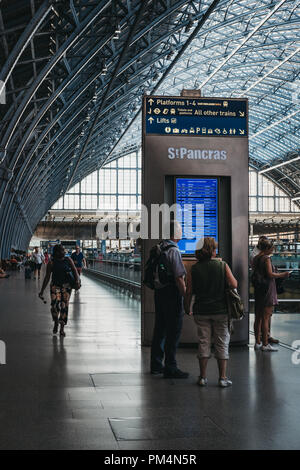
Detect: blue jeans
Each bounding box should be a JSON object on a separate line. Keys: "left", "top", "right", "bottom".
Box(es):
{"left": 151, "top": 284, "right": 184, "bottom": 372}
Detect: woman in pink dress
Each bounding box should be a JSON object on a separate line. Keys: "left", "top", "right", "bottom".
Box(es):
{"left": 252, "top": 238, "right": 289, "bottom": 352}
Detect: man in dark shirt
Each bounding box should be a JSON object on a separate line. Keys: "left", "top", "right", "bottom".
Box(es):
{"left": 71, "top": 246, "right": 86, "bottom": 275}
{"left": 150, "top": 220, "right": 189, "bottom": 379}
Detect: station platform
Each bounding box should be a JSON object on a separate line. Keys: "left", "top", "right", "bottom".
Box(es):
{"left": 0, "top": 270, "right": 300, "bottom": 450}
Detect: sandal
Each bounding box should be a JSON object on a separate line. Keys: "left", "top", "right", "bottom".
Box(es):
{"left": 59, "top": 321, "right": 66, "bottom": 337}
{"left": 53, "top": 321, "right": 58, "bottom": 335}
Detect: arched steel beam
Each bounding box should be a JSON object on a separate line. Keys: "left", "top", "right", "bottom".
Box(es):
{"left": 16, "top": 92, "right": 139, "bottom": 212}
{"left": 0, "top": 0, "right": 52, "bottom": 116}
{"left": 3, "top": 0, "right": 201, "bottom": 206}
{"left": 2, "top": 0, "right": 200, "bottom": 162}
{"left": 3, "top": 0, "right": 144, "bottom": 172}
{"left": 17, "top": 0, "right": 224, "bottom": 198}
{"left": 0, "top": 0, "right": 112, "bottom": 157}
{"left": 11, "top": 4, "right": 298, "bottom": 201}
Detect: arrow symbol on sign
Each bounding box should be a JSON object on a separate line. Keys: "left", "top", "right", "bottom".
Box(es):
{"left": 148, "top": 117, "right": 154, "bottom": 124}
{"left": 239, "top": 111, "right": 245, "bottom": 117}
{"left": 148, "top": 99, "right": 154, "bottom": 105}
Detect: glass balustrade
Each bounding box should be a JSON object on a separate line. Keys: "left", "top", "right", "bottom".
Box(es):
{"left": 86, "top": 251, "right": 300, "bottom": 312}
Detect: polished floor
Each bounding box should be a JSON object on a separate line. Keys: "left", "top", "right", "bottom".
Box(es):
{"left": 0, "top": 269, "right": 300, "bottom": 450}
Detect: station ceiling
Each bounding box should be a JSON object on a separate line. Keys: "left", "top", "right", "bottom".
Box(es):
{"left": 0, "top": 0, "right": 299, "bottom": 253}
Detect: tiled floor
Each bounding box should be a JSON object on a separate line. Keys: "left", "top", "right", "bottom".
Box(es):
{"left": 0, "top": 270, "right": 300, "bottom": 449}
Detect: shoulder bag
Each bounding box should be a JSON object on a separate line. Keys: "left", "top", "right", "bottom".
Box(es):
{"left": 222, "top": 261, "right": 244, "bottom": 321}
{"left": 65, "top": 258, "right": 81, "bottom": 290}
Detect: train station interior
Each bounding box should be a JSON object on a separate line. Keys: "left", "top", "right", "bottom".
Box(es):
{"left": 0, "top": 0, "right": 300, "bottom": 451}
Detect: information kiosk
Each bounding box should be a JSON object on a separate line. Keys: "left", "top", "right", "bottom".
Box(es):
{"left": 142, "top": 94, "right": 249, "bottom": 345}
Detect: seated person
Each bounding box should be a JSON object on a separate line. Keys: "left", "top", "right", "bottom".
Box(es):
{"left": 0, "top": 265, "right": 9, "bottom": 278}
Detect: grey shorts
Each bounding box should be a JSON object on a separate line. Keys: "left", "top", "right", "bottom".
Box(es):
{"left": 194, "top": 314, "right": 230, "bottom": 360}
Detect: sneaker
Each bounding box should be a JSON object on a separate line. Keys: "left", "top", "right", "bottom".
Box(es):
{"left": 164, "top": 368, "right": 189, "bottom": 379}
{"left": 254, "top": 343, "right": 262, "bottom": 350}
{"left": 262, "top": 344, "right": 278, "bottom": 352}
{"left": 197, "top": 377, "right": 208, "bottom": 387}
{"left": 218, "top": 378, "right": 232, "bottom": 388}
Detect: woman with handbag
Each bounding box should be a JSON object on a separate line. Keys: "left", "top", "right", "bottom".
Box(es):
{"left": 252, "top": 238, "right": 289, "bottom": 352}
{"left": 39, "top": 244, "right": 80, "bottom": 337}
{"left": 189, "top": 238, "right": 237, "bottom": 388}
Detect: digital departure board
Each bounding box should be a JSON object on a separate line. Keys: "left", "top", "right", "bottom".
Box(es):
{"left": 145, "top": 96, "right": 247, "bottom": 137}
{"left": 175, "top": 178, "right": 218, "bottom": 255}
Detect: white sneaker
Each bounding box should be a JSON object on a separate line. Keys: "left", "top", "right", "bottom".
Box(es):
{"left": 254, "top": 343, "right": 262, "bottom": 350}
{"left": 261, "top": 344, "right": 278, "bottom": 352}
{"left": 219, "top": 378, "right": 232, "bottom": 388}
{"left": 197, "top": 377, "right": 208, "bottom": 387}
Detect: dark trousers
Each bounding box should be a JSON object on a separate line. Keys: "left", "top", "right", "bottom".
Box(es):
{"left": 151, "top": 284, "right": 184, "bottom": 372}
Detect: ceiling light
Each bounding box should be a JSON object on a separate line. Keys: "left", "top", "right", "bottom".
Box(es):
{"left": 113, "top": 23, "right": 121, "bottom": 39}
{"left": 167, "top": 49, "right": 175, "bottom": 60}
{"left": 101, "top": 61, "right": 108, "bottom": 75}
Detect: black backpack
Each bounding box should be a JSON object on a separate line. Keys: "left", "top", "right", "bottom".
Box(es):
{"left": 143, "top": 243, "right": 174, "bottom": 290}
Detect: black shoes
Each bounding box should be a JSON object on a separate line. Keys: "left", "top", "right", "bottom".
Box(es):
{"left": 150, "top": 364, "right": 189, "bottom": 379}
{"left": 151, "top": 368, "right": 164, "bottom": 375}
{"left": 163, "top": 368, "right": 189, "bottom": 379}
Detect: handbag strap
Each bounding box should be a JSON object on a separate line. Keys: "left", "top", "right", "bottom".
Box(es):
{"left": 221, "top": 260, "right": 228, "bottom": 289}
{"left": 222, "top": 260, "right": 232, "bottom": 331}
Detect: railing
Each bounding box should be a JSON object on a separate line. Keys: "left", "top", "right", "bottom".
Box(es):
{"left": 87, "top": 258, "right": 141, "bottom": 283}
{"left": 85, "top": 258, "right": 141, "bottom": 296}
{"left": 249, "top": 266, "right": 300, "bottom": 312}
{"left": 85, "top": 254, "right": 300, "bottom": 310}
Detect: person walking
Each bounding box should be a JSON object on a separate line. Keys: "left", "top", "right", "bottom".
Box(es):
{"left": 39, "top": 244, "right": 80, "bottom": 337}
{"left": 190, "top": 237, "right": 237, "bottom": 388}
{"left": 0, "top": 264, "right": 9, "bottom": 278}
{"left": 32, "top": 247, "right": 45, "bottom": 280}
{"left": 44, "top": 251, "right": 49, "bottom": 264}
{"left": 71, "top": 245, "right": 86, "bottom": 276}
{"left": 252, "top": 238, "right": 289, "bottom": 352}
{"left": 150, "top": 220, "right": 189, "bottom": 379}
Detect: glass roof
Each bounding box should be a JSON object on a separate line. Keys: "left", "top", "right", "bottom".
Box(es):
{"left": 0, "top": 0, "right": 299, "bottom": 252}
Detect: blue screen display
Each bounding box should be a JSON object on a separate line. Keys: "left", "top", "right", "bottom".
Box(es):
{"left": 176, "top": 178, "right": 218, "bottom": 255}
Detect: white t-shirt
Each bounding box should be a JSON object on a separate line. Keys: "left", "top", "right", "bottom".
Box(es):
{"left": 33, "top": 252, "right": 44, "bottom": 264}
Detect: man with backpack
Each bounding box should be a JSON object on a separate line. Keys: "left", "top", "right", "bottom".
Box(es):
{"left": 146, "top": 220, "right": 189, "bottom": 379}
